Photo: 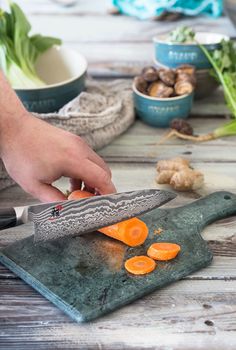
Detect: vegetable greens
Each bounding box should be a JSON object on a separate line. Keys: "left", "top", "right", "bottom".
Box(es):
{"left": 163, "top": 26, "right": 236, "bottom": 142}
{"left": 199, "top": 39, "right": 236, "bottom": 139}
{"left": 168, "top": 26, "right": 196, "bottom": 43}
{"left": 0, "top": 2, "right": 62, "bottom": 88}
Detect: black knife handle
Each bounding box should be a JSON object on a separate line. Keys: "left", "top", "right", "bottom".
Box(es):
{"left": 0, "top": 208, "right": 17, "bottom": 230}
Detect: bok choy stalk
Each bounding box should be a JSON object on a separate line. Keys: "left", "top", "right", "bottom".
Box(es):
{"left": 0, "top": 2, "right": 61, "bottom": 88}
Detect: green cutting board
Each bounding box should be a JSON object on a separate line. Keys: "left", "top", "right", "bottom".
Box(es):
{"left": 0, "top": 191, "right": 236, "bottom": 322}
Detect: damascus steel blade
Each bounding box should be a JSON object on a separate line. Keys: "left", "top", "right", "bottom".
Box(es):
{"left": 29, "top": 189, "right": 176, "bottom": 243}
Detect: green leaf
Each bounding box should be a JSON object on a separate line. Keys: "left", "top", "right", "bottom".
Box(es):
{"left": 10, "top": 2, "right": 31, "bottom": 36}
{"left": 31, "top": 34, "right": 62, "bottom": 54}
{"left": 169, "top": 26, "right": 195, "bottom": 43}
{"left": 0, "top": 2, "right": 62, "bottom": 88}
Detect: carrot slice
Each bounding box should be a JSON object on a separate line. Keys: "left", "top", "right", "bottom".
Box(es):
{"left": 68, "top": 190, "right": 149, "bottom": 247}
{"left": 125, "top": 256, "right": 156, "bottom": 275}
{"left": 68, "top": 190, "right": 94, "bottom": 200}
{"left": 147, "top": 242, "right": 181, "bottom": 261}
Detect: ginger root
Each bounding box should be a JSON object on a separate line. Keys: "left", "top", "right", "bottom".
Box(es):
{"left": 156, "top": 157, "right": 204, "bottom": 191}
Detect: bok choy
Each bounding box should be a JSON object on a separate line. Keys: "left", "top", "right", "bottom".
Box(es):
{"left": 0, "top": 2, "right": 62, "bottom": 88}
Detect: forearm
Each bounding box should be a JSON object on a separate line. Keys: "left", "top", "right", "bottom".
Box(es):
{"left": 0, "top": 71, "right": 29, "bottom": 155}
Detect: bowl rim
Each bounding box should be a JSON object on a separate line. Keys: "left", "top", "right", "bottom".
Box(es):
{"left": 152, "top": 58, "right": 211, "bottom": 72}
{"left": 15, "top": 45, "right": 88, "bottom": 91}
{"left": 132, "top": 83, "right": 192, "bottom": 101}
{"left": 152, "top": 31, "right": 229, "bottom": 46}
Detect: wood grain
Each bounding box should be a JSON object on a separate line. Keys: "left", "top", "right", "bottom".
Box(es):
{"left": 0, "top": 279, "right": 235, "bottom": 349}
{"left": 0, "top": 0, "right": 236, "bottom": 348}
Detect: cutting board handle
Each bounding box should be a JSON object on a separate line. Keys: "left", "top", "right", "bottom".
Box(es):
{"left": 171, "top": 191, "right": 236, "bottom": 230}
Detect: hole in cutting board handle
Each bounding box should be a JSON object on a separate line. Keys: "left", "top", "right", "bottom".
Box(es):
{"left": 224, "top": 195, "right": 231, "bottom": 200}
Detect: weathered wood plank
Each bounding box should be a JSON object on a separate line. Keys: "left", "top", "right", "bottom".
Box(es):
{"left": 11, "top": 0, "right": 111, "bottom": 15}
{"left": 97, "top": 119, "right": 236, "bottom": 162}
{"left": 0, "top": 280, "right": 235, "bottom": 349}
{"left": 27, "top": 14, "right": 236, "bottom": 43}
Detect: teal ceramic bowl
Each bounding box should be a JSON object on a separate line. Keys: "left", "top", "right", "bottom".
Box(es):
{"left": 133, "top": 84, "right": 193, "bottom": 128}
{"left": 15, "top": 46, "right": 87, "bottom": 113}
{"left": 153, "top": 32, "right": 228, "bottom": 70}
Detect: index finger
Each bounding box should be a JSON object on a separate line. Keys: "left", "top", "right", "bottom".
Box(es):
{"left": 64, "top": 159, "right": 116, "bottom": 195}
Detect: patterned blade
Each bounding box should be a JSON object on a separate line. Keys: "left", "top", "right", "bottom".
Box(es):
{"left": 29, "top": 189, "right": 176, "bottom": 243}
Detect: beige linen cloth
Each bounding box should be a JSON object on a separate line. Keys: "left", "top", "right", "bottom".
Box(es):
{"left": 0, "top": 79, "right": 134, "bottom": 191}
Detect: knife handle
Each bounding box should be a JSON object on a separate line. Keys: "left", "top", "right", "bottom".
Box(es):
{"left": 0, "top": 208, "right": 17, "bottom": 230}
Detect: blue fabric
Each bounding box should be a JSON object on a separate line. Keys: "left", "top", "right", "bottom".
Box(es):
{"left": 112, "top": 0, "right": 223, "bottom": 19}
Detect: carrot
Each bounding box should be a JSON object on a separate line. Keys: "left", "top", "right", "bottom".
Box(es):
{"left": 147, "top": 242, "right": 181, "bottom": 261}
{"left": 125, "top": 256, "right": 156, "bottom": 275}
{"left": 68, "top": 190, "right": 94, "bottom": 200}
{"left": 68, "top": 190, "right": 149, "bottom": 247}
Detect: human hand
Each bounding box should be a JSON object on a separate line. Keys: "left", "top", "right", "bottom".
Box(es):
{"left": 0, "top": 112, "right": 116, "bottom": 202}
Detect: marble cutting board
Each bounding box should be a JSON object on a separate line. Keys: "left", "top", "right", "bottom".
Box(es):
{"left": 0, "top": 191, "right": 236, "bottom": 322}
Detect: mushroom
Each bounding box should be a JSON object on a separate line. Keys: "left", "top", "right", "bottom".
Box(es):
{"left": 174, "top": 69, "right": 196, "bottom": 95}
{"left": 142, "top": 66, "right": 159, "bottom": 83}
{"left": 174, "top": 81, "right": 194, "bottom": 95}
{"left": 159, "top": 69, "right": 176, "bottom": 86}
{"left": 148, "top": 81, "right": 174, "bottom": 98}
{"left": 170, "top": 119, "right": 193, "bottom": 135}
{"left": 176, "top": 72, "right": 196, "bottom": 87}
{"left": 176, "top": 64, "right": 196, "bottom": 76}
{"left": 134, "top": 76, "right": 148, "bottom": 94}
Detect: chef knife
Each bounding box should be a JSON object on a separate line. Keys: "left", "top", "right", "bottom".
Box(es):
{"left": 0, "top": 189, "right": 176, "bottom": 243}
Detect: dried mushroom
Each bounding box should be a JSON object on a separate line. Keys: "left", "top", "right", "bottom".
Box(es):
{"left": 134, "top": 76, "right": 148, "bottom": 94}
{"left": 176, "top": 64, "right": 196, "bottom": 76}
{"left": 148, "top": 81, "right": 174, "bottom": 98}
{"left": 134, "top": 64, "right": 196, "bottom": 99}
{"left": 176, "top": 72, "right": 196, "bottom": 86}
{"left": 159, "top": 69, "right": 176, "bottom": 86}
{"left": 170, "top": 119, "right": 193, "bottom": 135}
{"left": 174, "top": 81, "right": 194, "bottom": 95}
{"left": 142, "top": 66, "right": 159, "bottom": 82}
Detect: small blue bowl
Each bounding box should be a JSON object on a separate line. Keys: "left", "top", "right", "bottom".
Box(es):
{"left": 153, "top": 32, "right": 228, "bottom": 70}
{"left": 133, "top": 84, "right": 193, "bottom": 128}
{"left": 15, "top": 46, "right": 87, "bottom": 113}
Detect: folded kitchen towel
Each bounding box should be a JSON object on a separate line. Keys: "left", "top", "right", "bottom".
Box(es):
{"left": 0, "top": 79, "right": 134, "bottom": 191}
{"left": 113, "top": 0, "right": 223, "bottom": 19}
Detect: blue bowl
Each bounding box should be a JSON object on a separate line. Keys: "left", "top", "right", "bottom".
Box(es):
{"left": 15, "top": 46, "right": 87, "bottom": 113}
{"left": 153, "top": 32, "right": 228, "bottom": 69}
{"left": 133, "top": 84, "right": 193, "bottom": 128}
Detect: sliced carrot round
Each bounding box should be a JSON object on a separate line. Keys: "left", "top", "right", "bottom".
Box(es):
{"left": 147, "top": 242, "right": 181, "bottom": 261}
{"left": 68, "top": 190, "right": 94, "bottom": 200}
{"left": 117, "top": 218, "right": 149, "bottom": 247}
{"left": 125, "top": 256, "right": 156, "bottom": 275}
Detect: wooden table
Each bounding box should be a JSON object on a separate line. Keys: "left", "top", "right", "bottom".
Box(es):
{"left": 0, "top": 1, "right": 236, "bottom": 349}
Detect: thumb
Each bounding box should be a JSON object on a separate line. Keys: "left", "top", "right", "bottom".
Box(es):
{"left": 30, "top": 182, "right": 66, "bottom": 202}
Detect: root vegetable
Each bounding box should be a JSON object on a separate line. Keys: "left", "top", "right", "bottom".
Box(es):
{"left": 68, "top": 190, "right": 149, "bottom": 246}
{"left": 125, "top": 256, "right": 156, "bottom": 275}
{"left": 157, "top": 157, "right": 190, "bottom": 172}
{"left": 156, "top": 170, "right": 175, "bottom": 184}
{"left": 170, "top": 119, "right": 193, "bottom": 135}
{"left": 170, "top": 168, "right": 204, "bottom": 191}
{"left": 156, "top": 157, "right": 204, "bottom": 191}
{"left": 147, "top": 242, "right": 181, "bottom": 261}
